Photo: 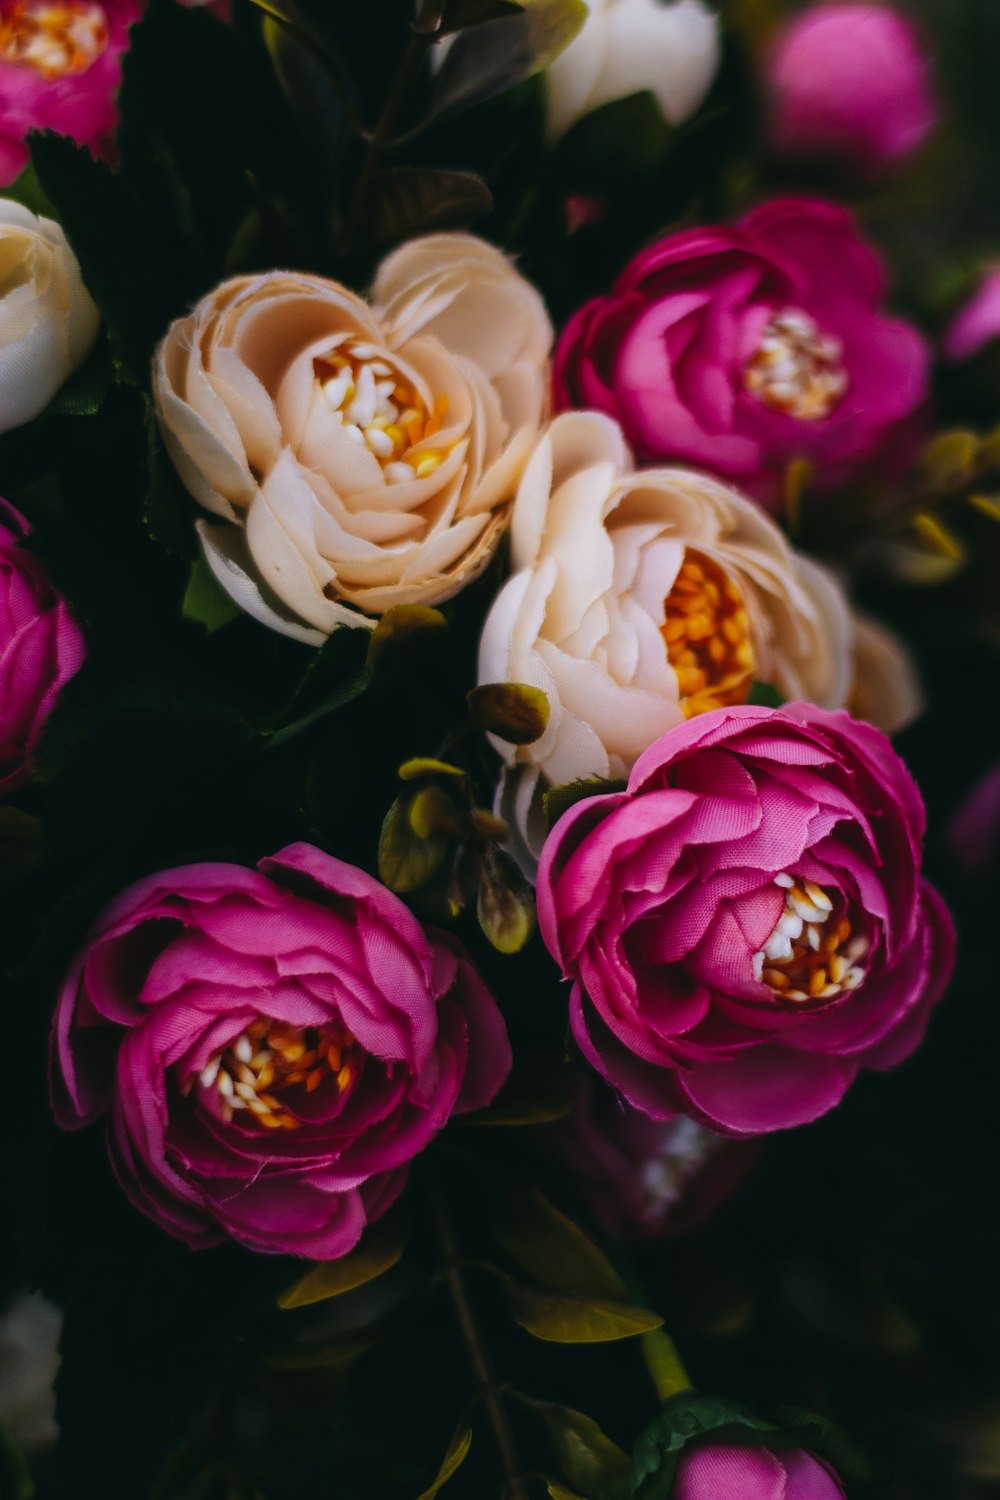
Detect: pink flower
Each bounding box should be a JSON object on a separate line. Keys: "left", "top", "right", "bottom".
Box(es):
{"left": 538, "top": 705, "right": 954, "bottom": 1136}
{"left": 0, "top": 499, "right": 84, "bottom": 794}
{"left": 50, "top": 843, "right": 511, "bottom": 1257}
{"left": 553, "top": 197, "right": 930, "bottom": 510}
{"left": 943, "top": 267, "right": 1000, "bottom": 362}
{"left": 674, "top": 1442, "right": 846, "bottom": 1499}
{"left": 550, "top": 1077, "right": 757, "bottom": 1241}
{"left": 765, "top": 4, "right": 937, "bottom": 169}
{"left": 0, "top": 0, "right": 141, "bottom": 186}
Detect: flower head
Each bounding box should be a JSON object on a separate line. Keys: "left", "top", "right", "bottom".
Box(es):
{"left": 538, "top": 704, "right": 954, "bottom": 1135}
{"left": 553, "top": 197, "right": 930, "bottom": 509}
{"left": 674, "top": 1441, "right": 846, "bottom": 1499}
{"left": 51, "top": 843, "right": 511, "bottom": 1257}
{"left": 153, "top": 235, "right": 553, "bottom": 643}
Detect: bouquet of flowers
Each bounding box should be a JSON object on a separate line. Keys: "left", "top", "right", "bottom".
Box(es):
{"left": 2, "top": 0, "right": 999, "bottom": 1496}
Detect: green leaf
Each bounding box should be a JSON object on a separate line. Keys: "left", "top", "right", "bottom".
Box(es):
{"left": 29, "top": 132, "right": 184, "bottom": 383}
{"left": 768, "top": 1407, "right": 874, "bottom": 1489}
{"left": 409, "top": 785, "right": 464, "bottom": 840}
{"left": 268, "top": 626, "right": 372, "bottom": 746}
{"left": 477, "top": 846, "right": 536, "bottom": 953}
{"left": 439, "top": 0, "right": 524, "bottom": 33}
{"left": 379, "top": 794, "right": 451, "bottom": 893}
{"left": 545, "top": 1483, "right": 588, "bottom": 1500}
{"left": 532, "top": 1402, "right": 630, "bottom": 1495}
{"left": 629, "top": 1394, "right": 770, "bottom": 1500}
{"left": 4, "top": 160, "right": 55, "bottom": 218}
{"left": 278, "top": 1211, "right": 408, "bottom": 1309}
{"left": 486, "top": 1178, "right": 626, "bottom": 1299}
{"left": 505, "top": 1281, "right": 663, "bottom": 1344}
{"left": 182, "top": 554, "right": 243, "bottom": 635}
{"left": 0, "top": 1423, "right": 34, "bottom": 1500}
{"left": 416, "top": 1423, "right": 474, "bottom": 1500}
{"left": 399, "top": 758, "right": 467, "bottom": 782}
{"left": 428, "top": 0, "right": 587, "bottom": 122}
{"left": 468, "top": 682, "right": 550, "bottom": 744}
{"left": 45, "top": 336, "right": 113, "bottom": 419}
{"left": 461, "top": 1091, "right": 572, "bottom": 1127}
{"left": 367, "top": 605, "right": 448, "bottom": 673}
{"left": 747, "top": 681, "right": 785, "bottom": 708}
{"left": 544, "top": 777, "right": 626, "bottom": 829}
{"left": 0, "top": 807, "right": 45, "bottom": 885}
{"left": 366, "top": 168, "right": 493, "bottom": 251}
{"left": 551, "top": 91, "right": 672, "bottom": 187}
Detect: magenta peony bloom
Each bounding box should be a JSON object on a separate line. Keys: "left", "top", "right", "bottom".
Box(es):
{"left": 538, "top": 705, "right": 954, "bottom": 1136}
{"left": 0, "top": 498, "right": 84, "bottom": 794}
{"left": 943, "top": 267, "right": 1000, "bottom": 362}
{"left": 674, "top": 1441, "right": 846, "bottom": 1499}
{"left": 550, "top": 1077, "right": 757, "bottom": 1241}
{"left": 0, "top": 0, "right": 142, "bottom": 186}
{"left": 765, "top": 4, "right": 936, "bottom": 170}
{"left": 51, "top": 843, "right": 512, "bottom": 1257}
{"left": 553, "top": 197, "right": 930, "bottom": 509}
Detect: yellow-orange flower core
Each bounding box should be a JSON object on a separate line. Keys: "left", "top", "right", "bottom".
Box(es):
{"left": 313, "top": 338, "right": 454, "bottom": 485}
{"left": 0, "top": 0, "right": 108, "bottom": 77}
{"left": 753, "top": 873, "right": 868, "bottom": 1004}
{"left": 198, "top": 1020, "right": 357, "bottom": 1130}
{"left": 662, "top": 549, "right": 755, "bottom": 717}
{"left": 744, "top": 307, "right": 849, "bottom": 422}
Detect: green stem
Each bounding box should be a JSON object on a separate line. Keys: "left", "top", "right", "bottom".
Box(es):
{"left": 339, "top": 0, "right": 446, "bottom": 254}
{"left": 423, "top": 1163, "right": 529, "bottom": 1500}
{"left": 640, "top": 1328, "right": 694, "bottom": 1405}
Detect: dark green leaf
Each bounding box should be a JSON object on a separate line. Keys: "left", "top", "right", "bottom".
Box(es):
{"left": 366, "top": 168, "right": 493, "bottom": 250}
{"left": 4, "top": 160, "right": 54, "bottom": 217}
{"left": 182, "top": 555, "right": 243, "bottom": 635}
{"left": 505, "top": 1281, "right": 663, "bottom": 1343}
{"left": 530, "top": 1401, "right": 630, "bottom": 1496}
{"left": 544, "top": 777, "right": 626, "bottom": 830}
{"left": 268, "top": 626, "right": 372, "bottom": 746}
{"left": 477, "top": 846, "right": 536, "bottom": 953}
{"left": 379, "top": 794, "right": 451, "bottom": 892}
{"left": 428, "top": 0, "right": 587, "bottom": 122}
{"left": 469, "top": 682, "right": 550, "bottom": 743}
{"left": 0, "top": 1423, "right": 33, "bottom": 1500}
{"left": 768, "top": 1407, "right": 874, "bottom": 1489}
{"left": 45, "top": 336, "right": 113, "bottom": 419}
{"left": 747, "top": 681, "right": 785, "bottom": 708}
{"left": 461, "top": 1091, "right": 572, "bottom": 1127}
{"left": 399, "top": 757, "right": 466, "bottom": 782}
{"left": 262, "top": 12, "right": 351, "bottom": 178}
{"left": 366, "top": 605, "right": 448, "bottom": 673}
{"left": 545, "top": 1483, "right": 588, "bottom": 1500}
{"left": 551, "top": 91, "right": 672, "bottom": 187}
{"left": 486, "top": 1177, "right": 626, "bottom": 1298}
{"left": 416, "top": 1423, "right": 474, "bottom": 1500}
{"left": 278, "top": 1211, "right": 408, "bottom": 1309}
{"left": 409, "top": 784, "right": 464, "bottom": 839}
{"left": 144, "top": 402, "right": 198, "bottom": 560}
{"left": 629, "top": 1394, "right": 771, "bottom": 1500}
{"left": 0, "top": 807, "right": 45, "bottom": 884}
{"left": 439, "top": 0, "right": 524, "bottom": 33}
{"left": 29, "top": 133, "right": 183, "bottom": 383}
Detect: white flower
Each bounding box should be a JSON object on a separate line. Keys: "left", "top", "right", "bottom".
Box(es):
{"left": 478, "top": 411, "right": 858, "bottom": 873}
{"left": 545, "top": 0, "right": 721, "bottom": 143}
{"left": 0, "top": 1290, "right": 61, "bottom": 1453}
{"left": 153, "top": 235, "right": 552, "bottom": 645}
{"left": 0, "top": 200, "right": 99, "bottom": 435}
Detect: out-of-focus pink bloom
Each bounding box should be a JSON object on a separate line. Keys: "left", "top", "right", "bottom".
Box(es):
{"left": 765, "top": 4, "right": 936, "bottom": 169}
{"left": 943, "top": 268, "right": 1000, "bottom": 362}
{"left": 948, "top": 763, "right": 1000, "bottom": 877}
{"left": 0, "top": 0, "right": 142, "bottom": 186}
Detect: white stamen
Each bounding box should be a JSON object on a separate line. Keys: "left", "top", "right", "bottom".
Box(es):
{"left": 385, "top": 461, "right": 417, "bottom": 484}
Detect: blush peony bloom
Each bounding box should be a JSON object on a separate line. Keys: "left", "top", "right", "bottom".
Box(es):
{"left": 553, "top": 197, "right": 931, "bottom": 510}
{"left": 0, "top": 498, "right": 85, "bottom": 793}
{"left": 1, "top": 199, "right": 99, "bottom": 433}
{"left": 538, "top": 704, "right": 954, "bottom": 1136}
{"left": 153, "top": 235, "right": 553, "bottom": 644}
{"left": 0, "top": 0, "right": 141, "bottom": 185}
{"left": 943, "top": 266, "right": 1000, "bottom": 362}
{"left": 765, "top": 3, "right": 936, "bottom": 170}
{"left": 545, "top": 0, "right": 720, "bottom": 144}
{"left": 478, "top": 412, "right": 911, "bottom": 873}
{"left": 50, "top": 843, "right": 511, "bottom": 1257}
{"left": 674, "top": 1442, "right": 846, "bottom": 1500}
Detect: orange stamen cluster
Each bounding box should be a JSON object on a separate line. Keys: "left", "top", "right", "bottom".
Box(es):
{"left": 313, "top": 339, "right": 452, "bottom": 483}
{"left": 199, "top": 1020, "right": 356, "bottom": 1130}
{"left": 754, "top": 873, "right": 868, "bottom": 1004}
{"left": 662, "top": 549, "right": 755, "bottom": 717}
{"left": 0, "top": 0, "right": 108, "bottom": 77}
{"left": 744, "top": 307, "right": 848, "bottom": 422}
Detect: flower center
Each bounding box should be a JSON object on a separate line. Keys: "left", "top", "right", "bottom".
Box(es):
{"left": 661, "top": 550, "right": 755, "bottom": 717}
{"left": 753, "top": 873, "right": 868, "bottom": 1003}
{"left": 744, "top": 308, "right": 848, "bottom": 422}
{"left": 313, "top": 340, "right": 453, "bottom": 484}
{"left": 198, "top": 1020, "right": 356, "bottom": 1129}
{"left": 0, "top": 0, "right": 108, "bottom": 77}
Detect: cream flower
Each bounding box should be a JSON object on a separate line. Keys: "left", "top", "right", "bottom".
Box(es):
{"left": 849, "top": 609, "right": 923, "bottom": 735}
{"left": 152, "top": 234, "right": 552, "bottom": 645}
{"left": 477, "top": 412, "right": 857, "bottom": 871}
{"left": 0, "top": 199, "right": 99, "bottom": 435}
{"left": 546, "top": 0, "right": 720, "bottom": 143}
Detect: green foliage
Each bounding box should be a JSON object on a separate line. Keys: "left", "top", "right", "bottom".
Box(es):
{"left": 544, "top": 777, "right": 627, "bottom": 829}
{"left": 427, "top": 0, "right": 587, "bottom": 123}
{"left": 182, "top": 555, "right": 244, "bottom": 636}
{"left": 747, "top": 680, "right": 786, "bottom": 708}
{"left": 365, "top": 167, "right": 493, "bottom": 250}
{"left": 477, "top": 845, "right": 536, "bottom": 953}
{"left": 468, "top": 682, "right": 550, "bottom": 744}
{"left": 529, "top": 1400, "right": 631, "bottom": 1496}
{"left": 278, "top": 1211, "right": 409, "bottom": 1309}
{"left": 414, "top": 1423, "right": 474, "bottom": 1500}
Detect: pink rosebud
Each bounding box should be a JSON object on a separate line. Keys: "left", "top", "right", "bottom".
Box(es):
{"left": 675, "top": 1442, "right": 846, "bottom": 1499}
{"left": 765, "top": 3, "right": 936, "bottom": 169}
{"left": 948, "top": 763, "right": 1000, "bottom": 877}
{"left": 0, "top": 0, "right": 142, "bottom": 186}
{"left": 538, "top": 705, "right": 954, "bottom": 1136}
{"left": 553, "top": 197, "right": 930, "bottom": 510}
{"left": 0, "top": 499, "right": 84, "bottom": 794}
{"left": 943, "top": 267, "right": 1000, "bottom": 362}
{"left": 51, "top": 843, "right": 512, "bottom": 1258}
